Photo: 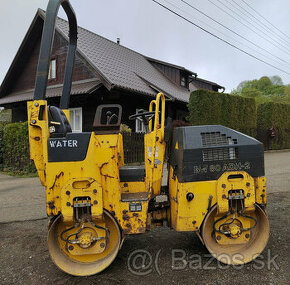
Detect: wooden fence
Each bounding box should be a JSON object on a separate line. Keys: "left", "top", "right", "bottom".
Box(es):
{"left": 122, "top": 132, "right": 145, "bottom": 164}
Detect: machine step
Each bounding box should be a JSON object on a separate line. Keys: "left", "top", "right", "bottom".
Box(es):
{"left": 121, "top": 192, "right": 149, "bottom": 202}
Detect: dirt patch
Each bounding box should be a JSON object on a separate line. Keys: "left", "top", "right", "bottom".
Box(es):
{"left": 0, "top": 193, "right": 289, "bottom": 285}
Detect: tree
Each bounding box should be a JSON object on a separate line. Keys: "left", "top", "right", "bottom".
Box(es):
{"left": 232, "top": 76, "right": 290, "bottom": 105}
{"left": 241, "top": 87, "right": 262, "bottom": 98}
{"left": 236, "top": 80, "right": 249, "bottom": 92}
{"left": 256, "top": 76, "right": 272, "bottom": 91}
{"left": 270, "top": 75, "right": 283, "bottom": 86}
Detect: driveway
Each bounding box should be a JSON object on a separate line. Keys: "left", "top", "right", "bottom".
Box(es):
{"left": 0, "top": 174, "right": 45, "bottom": 223}
{"left": 264, "top": 151, "right": 290, "bottom": 193}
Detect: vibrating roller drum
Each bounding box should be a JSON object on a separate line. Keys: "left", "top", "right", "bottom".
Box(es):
{"left": 48, "top": 210, "right": 122, "bottom": 276}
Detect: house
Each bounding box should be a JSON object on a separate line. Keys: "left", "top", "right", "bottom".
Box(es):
{"left": 0, "top": 9, "right": 224, "bottom": 133}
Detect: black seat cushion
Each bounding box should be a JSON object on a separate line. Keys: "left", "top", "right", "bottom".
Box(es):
{"left": 119, "top": 165, "right": 145, "bottom": 182}
{"left": 48, "top": 106, "right": 72, "bottom": 137}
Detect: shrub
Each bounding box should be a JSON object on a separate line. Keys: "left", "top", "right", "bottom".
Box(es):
{"left": 187, "top": 90, "right": 257, "bottom": 137}
{"left": 0, "top": 109, "right": 12, "bottom": 122}
{"left": 257, "top": 103, "right": 290, "bottom": 150}
{"left": 120, "top": 124, "right": 132, "bottom": 133}
{"left": 0, "top": 122, "right": 9, "bottom": 169}
{"left": 2, "top": 122, "right": 36, "bottom": 174}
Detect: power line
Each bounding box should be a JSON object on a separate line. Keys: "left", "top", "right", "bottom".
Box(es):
{"left": 231, "top": 0, "right": 290, "bottom": 47}
{"left": 165, "top": 0, "right": 288, "bottom": 68}
{"left": 180, "top": 0, "right": 289, "bottom": 66}
{"left": 218, "top": 0, "right": 290, "bottom": 53}
{"left": 151, "top": 0, "right": 290, "bottom": 76}
{"left": 208, "top": 0, "right": 290, "bottom": 57}
{"left": 215, "top": 0, "right": 290, "bottom": 54}
{"left": 241, "top": 0, "right": 290, "bottom": 42}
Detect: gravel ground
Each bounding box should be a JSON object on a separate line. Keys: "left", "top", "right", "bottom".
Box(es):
{"left": 0, "top": 193, "right": 289, "bottom": 285}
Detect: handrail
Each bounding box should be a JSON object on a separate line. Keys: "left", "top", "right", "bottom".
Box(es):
{"left": 149, "top": 93, "right": 165, "bottom": 141}
{"left": 149, "top": 100, "right": 156, "bottom": 132}
{"left": 33, "top": 0, "right": 77, "bottom": 110}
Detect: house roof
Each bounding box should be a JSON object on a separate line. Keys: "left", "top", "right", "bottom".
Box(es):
{"left": 146, "top": 56, "right": 198, "bottom": 77}
{"left": 0, "top": 79, "right": 101, "bottom": 105}
{"left": 0, "top": 9, "right": 224, "bottom": 105}
{"left": 189, "top": 75, "right": 225, "bottom": 90}
{"left": 53, "top": 12, "right": 193, "bottom": 102}
{"left": 148, "top": 57, "right": 224, "bottom": 90}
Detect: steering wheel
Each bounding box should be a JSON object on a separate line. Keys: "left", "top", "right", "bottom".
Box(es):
{"left": 129, "top": 110, "right": 156, "bottom": 121}
{"left": 129, "top": 110, "right": 157, "bottom": 133}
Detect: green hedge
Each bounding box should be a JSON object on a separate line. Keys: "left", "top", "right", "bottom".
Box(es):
{"left": 0, "top": 109, "right": 12, "bottom": 122}
{"left": 2, "top": 122, "right": 36, "bottom": 173}
{"left": 187, "top": 90, "right": 257, "bottom": 137}
{"left": 257, "top": 103, "right": 290, "bottom": 150}
{"left": 0, "top": 122, "right": 8, "bottom": 169}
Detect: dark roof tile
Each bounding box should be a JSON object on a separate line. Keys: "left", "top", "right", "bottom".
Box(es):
{"left": 54, "top": 16, "right": 191, "bottom": 102}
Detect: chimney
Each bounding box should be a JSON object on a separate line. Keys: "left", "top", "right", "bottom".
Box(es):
{"left": 117, "top": 38, "right": 120, "bottom": 45}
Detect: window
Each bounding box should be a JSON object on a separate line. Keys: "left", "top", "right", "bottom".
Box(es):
{"left": 69, "top": 108, "right": 82, "bottom": 132}
{"left": 48, "top": 59, "right": 56, "bottom": 80}
{"left": 180, "top": 73, "right": 188, "bottom": 88}
{"left": 135, "top": 109, "right": 146, "bottom": 133}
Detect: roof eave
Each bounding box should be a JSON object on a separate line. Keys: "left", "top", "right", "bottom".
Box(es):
{"left": 111, "top": 83, "right": 189, "bottom": 104}
{"left": 146, "top": 56, "right": 198, "bottom": 77}
{"left": 190, "top": 75, "right": 225, "bottom": 90}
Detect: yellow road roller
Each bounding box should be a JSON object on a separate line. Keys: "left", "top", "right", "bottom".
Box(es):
{"left": 27, "top": 0, "right": 269, "bottom": 276}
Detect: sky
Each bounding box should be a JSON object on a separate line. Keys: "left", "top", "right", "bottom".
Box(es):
{"left": 0, "top": 0, "right": 290, "bottom": 92}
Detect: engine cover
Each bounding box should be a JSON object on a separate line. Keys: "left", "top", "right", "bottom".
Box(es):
{"left": 170, "top": 125, "right": 264, "bottom": 182}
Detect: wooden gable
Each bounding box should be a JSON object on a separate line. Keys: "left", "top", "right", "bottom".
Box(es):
{"left": 2, "top": 16, "right": 96, "bottom": 97}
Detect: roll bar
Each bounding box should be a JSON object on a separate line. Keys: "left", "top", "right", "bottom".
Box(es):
{"left": 33, "top": 0, "right": 77, "bottom": 109}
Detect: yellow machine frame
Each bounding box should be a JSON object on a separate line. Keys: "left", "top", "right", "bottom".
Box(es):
{"left": 27, "top": 93, "right": 167, "bottom": 235}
